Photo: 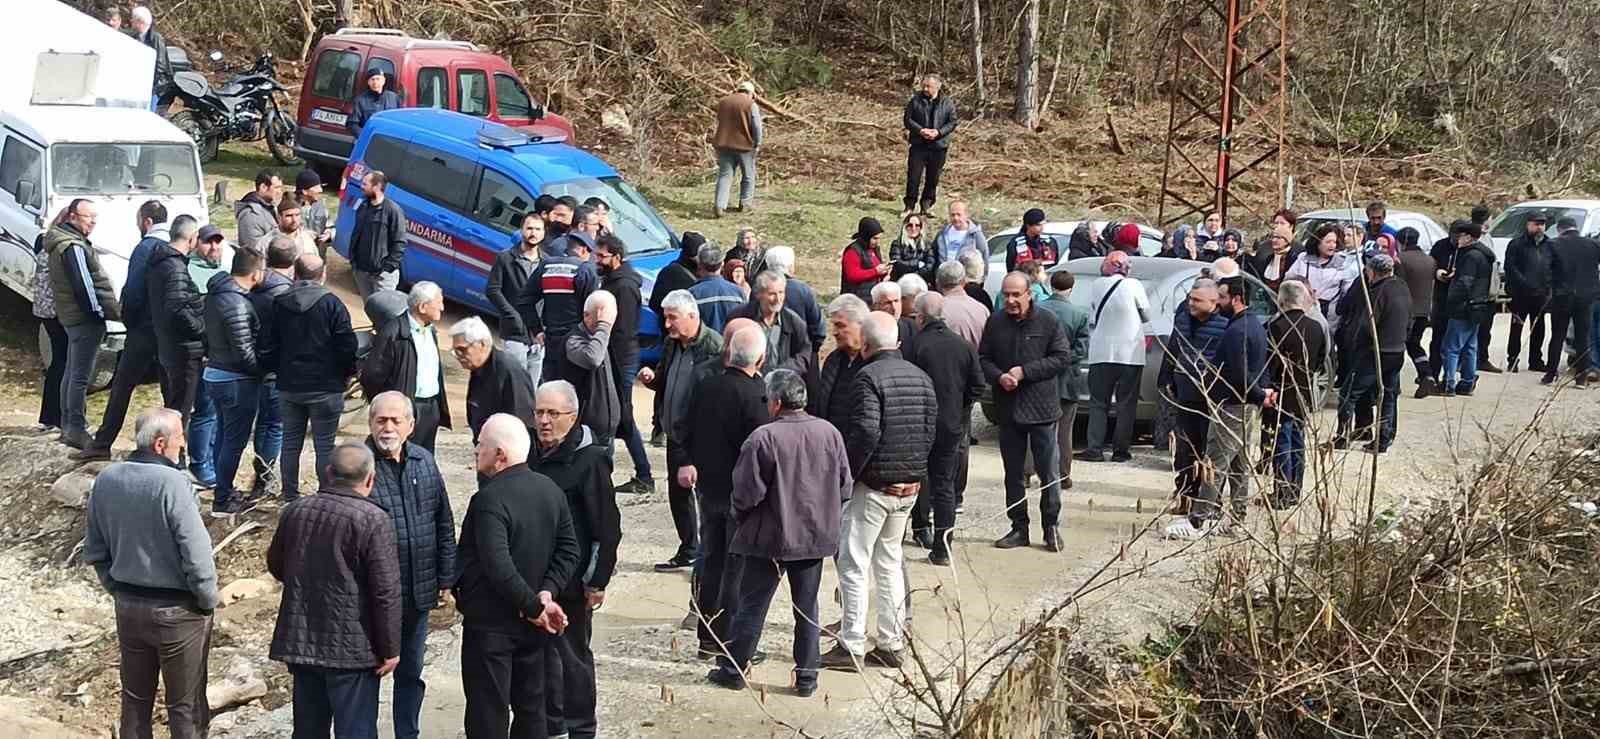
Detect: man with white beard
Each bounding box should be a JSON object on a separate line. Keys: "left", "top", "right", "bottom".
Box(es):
{"left": 363, "top": 391, "right": 456, "bottom": 739}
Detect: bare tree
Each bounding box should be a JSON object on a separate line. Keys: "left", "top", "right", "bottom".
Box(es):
{"left": 1013, "top": 0, "right": 1040, "bottom": 128}
{"left": 970, "top": 0, "right": 986, "bottom": 110}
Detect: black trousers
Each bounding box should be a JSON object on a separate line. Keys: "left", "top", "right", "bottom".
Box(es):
{"left": 461, "top": 626, "right": 548, "bottom": 739}
{"left": 92, "top": 329, "right": 162, "bottom": 450}
{"left": 718, "top": 557, "right": 823, "bottom": 687}
{"left": 1547, "top": 295, "right": 1596, "bottom": 376}
{"left": 1508, "top": 293, "right": 1550, "bottom": 365}
{"left": 1404, "top": 315, "right": 1432, "bottom": 381}
{"left": 1478, "top": 311, "right": 1493, "bottom": 364}
{"left": 546, "top": 594, "right": 597, "bottom": 739}
{"left": 1172, "top": 405, "right": 1210, "bottom": 501}
{"left": 904, "top": 146, "right": 948, "bottom": 212}
{"left": 1085, "top": 363, "right": 1141, "bottom": 455}
{"left": 38, "top": 317, "right": 68, "bottom": 428}
{"left": 412, "top": 395, "right": 441, "bottom": 453}
{"left": 695, "top": 505, "right": 738, "bottom": 651}
{"left": 1427, "top": 305, "right": 1448, "bottom": 380}
{"left": 911, "top": 427, "right": 966, "bottom": 552}
{"left": 999, "top": 421, "right": 1061, "bottom": 532}
{"left": 160, "top": 353, "right": 203, "bottom": 426}
{"left": 666, "top": 446, "right": 698, "bottom": 560}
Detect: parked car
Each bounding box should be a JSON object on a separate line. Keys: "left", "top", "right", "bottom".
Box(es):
{"left": 1294, "top": 207, "right": 1461, "bottom": 291}
{"left": 1488, "top": 199, "right": 1600, "bottom": 290}
{"left": 332, "top": 109, "right": 680, "bottom": 361}
{"left": 978, "top": 257, "right": 1330, "bottom": 442}
{"left": 982, "top": 220, "right": 1165, "bottom": 296}
{"left": 296, "top": 28, "right": 574, "bottom": 181}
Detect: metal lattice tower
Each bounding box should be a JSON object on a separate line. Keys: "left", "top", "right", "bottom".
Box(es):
{"left": 1157, "top": 0, "right": 1289, "bottom": 228}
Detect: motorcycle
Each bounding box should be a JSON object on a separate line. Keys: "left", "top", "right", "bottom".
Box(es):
{"left": 168, "top": 52, "right": 299, "bottom": 165}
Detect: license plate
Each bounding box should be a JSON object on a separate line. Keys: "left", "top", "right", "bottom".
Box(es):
{"left": 310, "top": 108, "right": 347, "bottom": 127}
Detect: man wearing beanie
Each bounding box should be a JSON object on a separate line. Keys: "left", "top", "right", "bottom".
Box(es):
{"left": 349, "top": 67, "right": 400, "bottom": 139}
{"left": 1006, "top": 209, "right": 1061, "bottom": 273}
{"left": 902, "top": 74, "right": 958, "bottom": 216}
{"left": 294, "top": 170, "right": 333, "bottom": 258}
{"left": 1438, "top": 220, "right": 1496, "bottom": 396}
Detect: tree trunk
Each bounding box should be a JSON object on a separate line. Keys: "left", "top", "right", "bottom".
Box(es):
{"left": 970, "top": 0, "right": 986, "bottom": 111}
{"left": 1013, "top": 0, "right": 1040, "bottom": 128}
{"left": 336, "top": 0, "right": 356, "bottom": 28}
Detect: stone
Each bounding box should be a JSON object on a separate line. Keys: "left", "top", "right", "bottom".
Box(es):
{"left": 206, "top": 657, "right": 268, "bottom": 711}
{"left": 220, "top": 578, "right": 275, "bottom": 605}
{"left": 600, "top": 104, "right": 632, "bottom": 137}
{"left": 48, "top": 464, "right": 110, "bottom": 509}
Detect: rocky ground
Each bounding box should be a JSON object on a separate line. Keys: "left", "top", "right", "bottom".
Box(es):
{"left": 0, "top": 251, "right": 1594, "bottom": 737}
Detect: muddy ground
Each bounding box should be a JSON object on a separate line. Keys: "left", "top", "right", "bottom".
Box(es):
{"left": 0, "top": 256, "right": 1594, "bottom": 736}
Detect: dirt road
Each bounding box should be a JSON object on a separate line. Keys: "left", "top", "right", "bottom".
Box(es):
{"left": 0, "top": 262, "right": 1594, "bottom": 736}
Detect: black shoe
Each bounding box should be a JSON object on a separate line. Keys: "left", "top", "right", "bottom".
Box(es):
{"left": 1110, "top": 451, "right": 1133, "bottom": 463}
{"left": 993, "top": 530, "right": 1029, "bottom": 549}
{"left": 1043, "top": 527, "right": 1062, "bottom": 553}
{"left": 60, "top": 430, "right": 88, "bottom": 450}
{"left": 1362, "top": 441, "right": 1388, "bottom": 454}
{"left": 1061, "top": 477, "right": 1073, "bottom": 490}
{"left": 1529, "top": 359, "right": 1548, "bottom": 373}
{"left": 1414, "top": 378, "right": 1435, "bottom": 399}
{"left": 1332, "top": 435, "right": 1351, "bottom": 450}
{"left": 649, "top": 429, "right": 665, "bottom": 447}
{"left": 794, "top": 681, "right": 818, "bottom": 698}
{"left": 1074, "top": 450, "right": 1107, "bottom": 463}
{"left": 614, "top": 477, "right": 654, "bottom": 495}
{"left": 1478, "top": 359, "right": 1503, "bottom": 374}
{"left": 1455, "top": 383, "right": 1475, "bottom": 396}
{"left": 1507, "top": 358, "right": 1519, "bottom": 373}
{"left": 250, "top": 458, "right": 280, "bottom": 498}
{"left": 706, "top": 667, "right": 745, "bottom": 690}
{"left": 654, "top": 553, "right": 694, "bottom": 572}
{"left": 1577, "top": 375, "right": 1590, "bottom": 388}
{"left": 910, "top": 528, "right": 934, "bottom": 550}
{"left": 1541, "top": 372, "right": 1557, "bottom": 385}
{"left": 819, "top": 644, "right": 859, "bottom": 672}
{"left": 865, "top": 647, "right": 904, "bottom": 668}
{"left": 210, "top": 499, "right": 258, "bottom": 518}
{"left": 71, "top": 445, "right": 112, "bottom": 462}
{"left": 928, "top": 549, "right": 951, "bottom": 566}
{"left": 1440, "top": 387, "right": 1457, "bottom": 398}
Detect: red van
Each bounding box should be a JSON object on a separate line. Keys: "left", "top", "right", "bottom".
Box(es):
{"left": 294, "top": 27, "right": 574, "bottom": 179}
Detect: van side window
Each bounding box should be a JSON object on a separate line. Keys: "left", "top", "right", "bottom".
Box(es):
{"left": 416, "top": 68, "right": 448, "bottom": 109}
{"left": 310, "top": 50, "right": 361, "bottom": 100}
{"left": 474, "top": 168, "right": 535, "bottom": 234}
{"left": 405, "top": 143, "right": 475, "bottom": 212}
{"left": 494, "top": 74, "right": 533, "bottom": 119}
{"left": 457, "top": 70, "right": 490, "bottom": 117}
{"left": 362, "top": 134, "right": 410, "bottom": 178}
{"left": 0, "top": 137, "right": 43, "bottom": 210}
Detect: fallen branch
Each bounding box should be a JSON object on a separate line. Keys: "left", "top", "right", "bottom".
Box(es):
{"left": 213, "top": 521, "right": 264, "bottom": 557}
{"left": 0, "top": 632, "right": 106, "bottom": 672}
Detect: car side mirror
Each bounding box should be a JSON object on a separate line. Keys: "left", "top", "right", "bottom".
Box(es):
{"left": 209, "top": 50, "right": 223, "bottom": 62}
{"left": 531, "top": 103, "right": 546, "bottom": 120}
{"left": 15, "top": 179, "right": 36, "bottom": 209}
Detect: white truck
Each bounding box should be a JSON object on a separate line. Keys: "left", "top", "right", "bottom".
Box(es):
{"left": 0, "top": 0, "right": 208, "bottom": 375}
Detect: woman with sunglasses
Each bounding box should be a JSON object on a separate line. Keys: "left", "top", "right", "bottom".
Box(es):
{"left": 889, "top": 213, "right": 937, "bottom": 283}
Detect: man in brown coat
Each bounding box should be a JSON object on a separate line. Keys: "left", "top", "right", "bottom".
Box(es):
{"left": 711, "top": 81, "right": 764, "bottom": 218}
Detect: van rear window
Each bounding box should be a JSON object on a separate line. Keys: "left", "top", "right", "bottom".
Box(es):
{"left": 310, "top": 50, "right": 361, "bottom": 100}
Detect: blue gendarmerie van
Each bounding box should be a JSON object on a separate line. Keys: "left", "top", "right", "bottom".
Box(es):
{"left": 332, "top": 108, "right": 681, "bottom": 361}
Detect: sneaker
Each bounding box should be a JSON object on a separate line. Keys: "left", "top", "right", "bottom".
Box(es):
{"left": 654, "top": 553, "right": 694, "bottom": 572}
{"left": 821, "top": 619, "right": 842, "bottom": 636}
{"left": 71, "top": 446, "right": 112, "bottom": 462}
{"left": 1074, "top": 450, "right": 1108, "bottom": 463}
{"left": 28, "top": 423, "right": 58, "bottom": 435}
{"left": 210, "top": 499, "right": 258, "bottom": 518}
{"left": 819, "top": 644, "right": 860, "bottom": 672}
{"left": 993, "top": 529, "right": 1029, "bottom": 549}
{"left": 614, "top": 477, "right": 654, "bottom": 495}
{"left": 188, "top": 471, "right": 216, "bottom": 490}
{"left": 1163, "top": 518, "right": 1216, "bottom": 541}
{"left": 705, "top": 667, "right": 745, "bottom": 690}
{"left": 865, "top": 647, "right": 904, "bottom": 669}
{"left": 250, "top": 458, "right": 280, "bottom": 498}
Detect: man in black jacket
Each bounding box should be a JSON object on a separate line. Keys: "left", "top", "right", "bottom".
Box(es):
{"left": 486, "top": 213, "right": 544, "bottom": 385}
{"left": 1545, "top": 216, "right": 1600, "bottom": 386}
{"left": 456, "top": 414, "right": 579, "bottom": 739}
{"left": 267, "top": 443, "right": 401, "bottom": 737}
{"left": 262, "top": 254, "right": 358, "bottom": 499}
{"left": 647, "top": 233, "right": 707, "bottom": 445}
{"left": 596, "top": 235, "right": 654, "bottom": 494}
{"left": 820, "top": 312, "right": 937, "bottom": 671}
{"left": 681, "top": 327, "right": 770, "bottom": 658}
{"left": 979, "top": 272, "right": 1073, "bottom": 551}
{"left": 451, "top": 317, "right": 536, "bottom": 440}
{"left": 350, "top": 171, "right": 407, "bottom": 298}
{"left": 902, "top": 74, "right": 958, "bottom": 215}
{"left": 810, "top": 294, "right": 870, "bottom": 431}
{"left": 1504, "top": 213, "right": 1554, "bottom": 372}
{"left": 244, "top": 237, "right": 298, "bottom": 498}
{"left": 1334, "top": 254, "right": 1411, "bottom": 452}
{"left": 360, "top": 282, "right": 451, "bottom": 452}
{"left": 1265, "top": 282, "right": 1327, "bottom": 507}
{"left": 530, "top": 381, "right": 621, "bottom": 739}
{"left": 729, "top": 270, "right": 812, "bottom": 375}
{"left": 349, "top": 68, "right": 402, "bottom": 138}
{"left": 130, "top": 7, "right": 173, "bottom": 109}
{"left": 364, "top": 392, "right": 456, "bottom": 739}
{"left": 905, "top": 292, "right": 985, "bottom": 565}
{"left": 147, "top": 216, "right": 206, "bottom": 428}
{"left": 202, "top": 248, "right": 265, "bottom": 515}
{"left": 1438, "top": 221, "right": 1497, "bottom": 396}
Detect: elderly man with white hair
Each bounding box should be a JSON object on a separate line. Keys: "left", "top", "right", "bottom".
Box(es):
{"left": 129, "top": 6, "right": 173, "bottom": 110}
{"left": 759, "top": 245, "right": 825, "bottom": 352}
{"left": 639, "top": 289, "right": 727, "bottom": 571}
{"left": 456, "top": 414, "right": 580, "bottom": 738}
{"left": 820, "top": 313, "right": 937, "bottom": 671}
{"left": 898, "top": 273, "right": 928, "bottom": 321}
{"left": 870, "top": 279, "right": 917, "bottom": 348}
{"left": 729, "top": 270, "right": 812, "bottom": 374}
{"left": 561, "top": 289, "right": 621, "bottom": 446}
{"left": 359, "top": 281, "right": 452, "bottom": 452}
{"left": 936, "top": 260, "right": 989, "bottom": 348}
{"left": 810, "top": 295, "right": 871, "bottom": 431}
{"left": 450, "top": 316, "right": 536, "bottom": 441}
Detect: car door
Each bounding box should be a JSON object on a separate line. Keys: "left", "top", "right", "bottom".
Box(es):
{"left": 453, "top": 65, "right": 491, "bottom": 118}
{"left": 491, "top": 72, "right": 536, "bottom": 127}
{"left": 414, "top": 66, "right": 448, "bottom": 111}
{"left": 452, "top": 165, "right": 536, "bottom": 313}
{"left": 0, "top": 131, "right": 44, "bottom": 296}
{"left": 385, "top": 135, "right": 477, "bottom": 295}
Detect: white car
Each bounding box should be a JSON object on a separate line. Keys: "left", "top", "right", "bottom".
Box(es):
{"left": 1487, "top": 199, "right": 1600, "bottom": 279}
{"left": 1294, "top": 207, "right": 1468, "bottom": 292}
{"left": 983, "top": 220, "right": 1164, "bottom": 296}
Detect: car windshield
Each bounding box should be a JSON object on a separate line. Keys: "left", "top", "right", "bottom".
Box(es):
{"left": 541, "top": 176, "right": 673, "bottom": 255}
{"left": 1490, "top": 207, "right": 1589, "bottom": 239}
{"left": 51, "top": 143, "right": 200, "bottom": 195}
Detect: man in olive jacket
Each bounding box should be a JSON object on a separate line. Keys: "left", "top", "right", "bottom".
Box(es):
{"left": 979, "top": 272, "right": 1072, "bottom": 552}
{"left": 45, "top": 199, "right": 121, "bottom": 448}
{"left": 268, "top": 443, "right": 402, "bottom": 738}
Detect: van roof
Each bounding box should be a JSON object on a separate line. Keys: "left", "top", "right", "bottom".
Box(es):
{"left": 368, "top": 109, "right": 614, "bottom": 183}
{"left": 327, "top": 27, "right": 482, "bottom": 53}
{"left": 3, "top": 105, "right": 194, "bottom": 146}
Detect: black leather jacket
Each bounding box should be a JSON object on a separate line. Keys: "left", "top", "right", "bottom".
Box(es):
{"left": 903, "top": 92, "right": 958, "bottom": 150}
{"left": 203, "top": 273, "right": 260, "bottom": 376}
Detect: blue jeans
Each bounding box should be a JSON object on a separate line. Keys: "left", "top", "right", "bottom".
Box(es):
{"left": 1591, "top": 302, "right": 1600, "bottom": 372}
{"left": 713, "top": 148, "right": 757, "bottom": 210}
{"left": 60, "top": 321, "right": 105, "bottom": 437}
{"left": 1272, "top": 416, "right": 1305, "bottom": 503}
{"left": 1441, "top": 318, "right": 1481, "bottom": 391}
{"left": 279, "top": 390, "right": 344, "bottom": 500}
{"left": 289, "top": 665, "right": 379, "bottom": 739}
{"left": 394, "top": 608, "right": 430, "bottom": 739}
{"left": 188, "top": 379, "right": 217, "bottom": 484}
{"left": 615, "top": 358, "right": 653, "bottom": 482}
{"left": 255, "top": 380, "right": 282, "bottom": 470}
{"left": 207, "top": 378, "right": 261, "bottom": 507}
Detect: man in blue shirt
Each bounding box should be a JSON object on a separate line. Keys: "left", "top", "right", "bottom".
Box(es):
{"left": 349, "top": 68, "right": 401, "bottom": 138}
{"left": 1364, "top": 201, "right": 1400, "bottom": 245}
{"left": 687, "top": 243, "right": 746, "bottom": 334}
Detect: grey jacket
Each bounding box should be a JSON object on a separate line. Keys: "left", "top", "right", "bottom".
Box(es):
{"left": 563, "top": 320, "right": 620, "bottom": 439}
{"left": 235, "top": 192, "right": 276, "bottom": 249}
{"left": 83, "top": 451, "right": 219, "bottom": 611}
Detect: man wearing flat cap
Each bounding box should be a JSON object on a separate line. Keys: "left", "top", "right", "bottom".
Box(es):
{"left": 1437, "top": 221, "right": 1496, "bottom": 396}
{"left": 1006, "top": 208, "right": 1061, "bottom": 273}
{"left": 712, "top": 81, "right": 763, "bottom": 219}
{"left": 1503, "top": 211, "right": 1555, "bottom": 373}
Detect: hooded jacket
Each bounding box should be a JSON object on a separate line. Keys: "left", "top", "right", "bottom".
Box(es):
{"left": 145, "top": 241, "right": 203, "bottom": 361}
{"left": 844, "top": 350, "right": 939, "bottom": 489}
{"left": 45, "top": 223, "right": 120, "bottom": 327}
{"left": 360, "top": 314, "right": 454, "bottom": 430}
{"left": 486, "top": 244, "right": 539, "bottom": 343}
{"left": 234, "top": 192, "right": 276, "bottom": 249}
{"left": 903, "top": 91, "right": 958, "bottom": 150}
{"left": 1444, "top": 241, "right": 1497, "bottom": 320}
{"left": 1505, "top": 231, "right": 1556, "bottom": 297}
{"left": 648, "top": 235, "right": 702, "bottom": 317}
{"left": 248, "top": 270, "right": 293, "bottom": 379}
{"left": 601, "top": 261, "right": 644, "bottom": 370}
{"left": 264, "top": 281, "right": 358, "bottom": 393}
{"left": 561, "top": 320, "right": 620, "bottom": 441}
{"left": 121, "top": 223, "right": 168, "bottom": 332}
{"left": 203, "top": 273, "right": 260, "bottom": 376}
{"left": 530, "top": 425, "right": 621, "bottom": 596}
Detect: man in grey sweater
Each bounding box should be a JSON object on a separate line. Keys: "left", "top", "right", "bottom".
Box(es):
{"left": 84, "top": 407, "right": 218, "bottom": 739}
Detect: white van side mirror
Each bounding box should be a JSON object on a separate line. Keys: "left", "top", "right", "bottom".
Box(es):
{"left": 14, "top": 180, "right": 36, "bottom": 210}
